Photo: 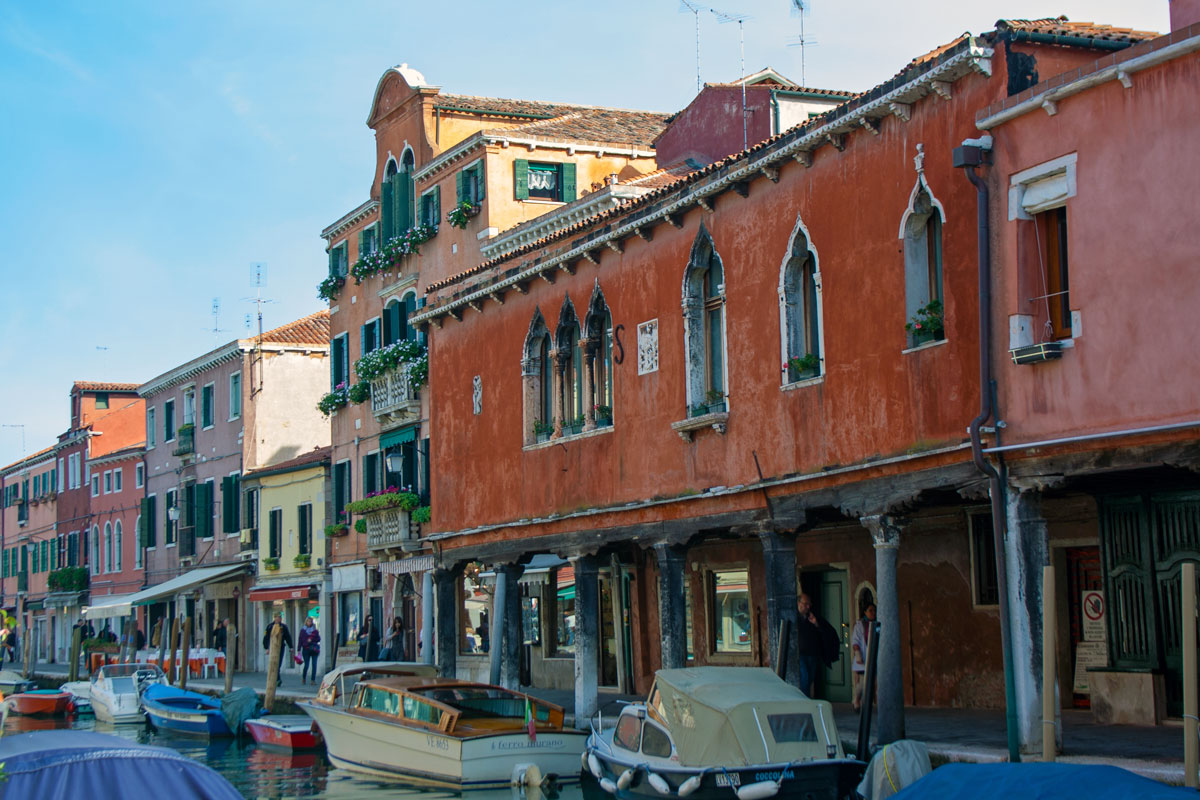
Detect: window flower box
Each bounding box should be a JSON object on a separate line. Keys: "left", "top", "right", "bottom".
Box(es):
{"left": 689, "top": 400, "right": 727, "bottom": 418}
{"left": 906, "top": 299, "right": 945, "bottom": 347}
{"left": 262, "top": 557, "right": 280, "bottom": 571}
{"left": 786, "top": 354, "right": 820, "bottom": 383}
{"left": 447, "top": 201, "right": 481, "bottom": 229}
{"left": 293, "top": 554, "right": 311, "bottom": 570}
{"left": 324, "top": 523, "right": 348, "bottom": 538}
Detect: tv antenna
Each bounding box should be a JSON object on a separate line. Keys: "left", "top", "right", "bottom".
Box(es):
{"left": 205, "top": 298, "right": 230, "bottom": 336}
{"left": 678, "top": 1, "right": 704, "bottom": 94}
{"left": 786, "top": 0, "right": 818, "bottom": 86}
{"left": 709, "top": 6, "right": 752, "bottom": 151}
{"left": 242, "top": 263, "right": 275, "bottom": 396}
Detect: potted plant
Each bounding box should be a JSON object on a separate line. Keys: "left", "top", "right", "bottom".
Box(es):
{"left": 324, "top": 522, "right": 348, "bottom": 537}
{"left": 317, "top": 273, "right": 345, "bottom": 302}
{"left": 412, "top": 505, "right": 431, "bottom": 525}
{"left": 564, "top": 414, "right": 586, "bottom": 436}
{"left": 293, "top": 553, "right": 311, "bottom": 569}
{"left": 262, "top": 556, "right": 280, "bottom": 571}
{"left": 533, "top": 419, "right": 554, "bottom": 443}
{"left": 787, "top": 353, "right": 820, "bottom": 382}
{"left": 906, "top": 299, "right": 945, "bottom": 345}
{"left": 354, "top": 518, "right": 367, "bottom": 534}
{"left": 447, "top": 200, "right": 480, "bottom": 229}
{"left": 317, "top": 383, "right": 351, "bottom": 416}
{"left": 594, "top": 405, "right": 613, "bottom": 427}
{"left": 347, "top": 380, "right": 371, "bottom": 404}
{"left": 346, "top": 487, "right": 421, "bottom": 515}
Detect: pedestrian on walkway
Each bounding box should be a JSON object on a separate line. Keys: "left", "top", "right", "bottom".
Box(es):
{"left": 263, "top": 612, "right": 294, "bottom": 685}
{"left": 214, "top": 618, "right": 227, "bottom": 653}
{"left": 5, "top": 625, "right": 18, "bottom": 663}
{"left": 796, "top": 592, "right": 839, "bottom": 698}
{"left": 357, "top": 615, "right": 379, "bottom": 662}
{"left": 298, "top": 617, "right": 321, "bottom": 684}
{"left": 851, "top": 601, "right": 877, "bottom": 712}
{"left": 379, "top": 617, "right": 404, "bottom": 661}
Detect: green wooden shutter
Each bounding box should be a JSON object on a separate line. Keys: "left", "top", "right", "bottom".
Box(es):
{"left": 455, "top": 170, "right": 464, "bottom": 204}
{"left": 381, "top": 178, "right": 394, "bottom": 241}
{"left": 561, "top": 163, "right": 577, "bottom": 202}
{"left": 398, "top": 172, "right": 413, "bottom": 232}
{"left": 514, "top": 160, "right": 530, "bottom": 200}
{"left": 360, "top": 325, "right": 367, "bottom": 359}
{"left": 221, "top": 477, "right": 233, "bottom": 533}
{"left": 139, "top": 498, "right": 150, "bottom": 547}
{"left": 199, "top": 482, "right": 213, "bottom": 539}
{"left": 476, "top": 163, "right": 486, "bottom": 201}
{"left": 327, "top": 247, "right": 335, "bottom": 275}
{"left": 357, "top": 229, "right": 365, "bottom": 257}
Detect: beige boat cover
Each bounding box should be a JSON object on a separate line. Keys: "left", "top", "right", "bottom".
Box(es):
{"left": 651, "top": 667, "right": 842, "bottom": 767}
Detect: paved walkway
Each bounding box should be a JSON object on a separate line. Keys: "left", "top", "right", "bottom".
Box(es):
{"left": 30, "top": 662, "right": 1190, "bottom": 784}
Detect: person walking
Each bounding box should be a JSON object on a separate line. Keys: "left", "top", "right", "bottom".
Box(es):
{"left": 796, "top": 593, "right": 839, "bottom": 698}
{"left": 213, "top": 618, "right": 227, "bottom": 654}
{"left": 379, "top": 618, "right": 404, "bottom": 662}
{"left": 262, "top": 612, "right": 294, "bottom": 685}
{"left": 356, "top": 615, "right": 379, "bottom": 662}
{"left": 851, "top": 602, "right": 877, "bottom": 712}
{"left": 297, "top": 617, "right": 321, "bottom": 685}
{"left": 5, "top": 625, "right": 19, "bottom": 663}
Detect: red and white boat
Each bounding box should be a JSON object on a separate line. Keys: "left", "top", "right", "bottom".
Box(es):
{"left": 8, "top": 689, "right": 73, "bottom": 716}
{"left": 243, "top": 715, "right": 323, "bottom": 750}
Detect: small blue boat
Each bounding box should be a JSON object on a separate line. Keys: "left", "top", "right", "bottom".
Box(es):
{"left": 0, "top": 730, "right": 242, "bottom": 799}
{"left": 141, "top": 684, "right": 233, "bottom": 737}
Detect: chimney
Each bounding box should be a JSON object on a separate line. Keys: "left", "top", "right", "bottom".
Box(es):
{"left": 1171, "top": 0, "right": 1200, "bottom": 31}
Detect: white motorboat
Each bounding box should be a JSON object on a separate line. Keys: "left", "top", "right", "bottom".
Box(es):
{"left": 60, "top": 681, "right": 93, "bottom": 715}
{"left": 90, "top": 662, "right": 166, "bottom": 724}
{"left": 300, "top": 673, "right": 586, "bottom": 789}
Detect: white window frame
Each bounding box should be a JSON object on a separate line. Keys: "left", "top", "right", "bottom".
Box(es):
{"left": 134, "top": 515, "right": 143, "bottom": 568}
{"left": 182, "top": 386, "right": 196, "bottom": 427}
{"left": 146, "top": 492, "right": 157, "bottom": 551}
{"left": 1008, "top": 152, "right": 1077, "bottom": 220}
{"left": 228, "top": 372, "right": 242, "bottom": 421}
{"left": 104, "top": 521, "right": 113, "bottom": 573}
{"left": 92, "top": 524, "right": 101, "bottom": 575}
{"left": 135, "top": 463, "right": 144, "bottom": 489}
{"left": 147, "top": 407, "right": 157, "bottom": 449}
{"left": 163, "top": 400, "right": 175, "bottom": 443}
{"left": 776, "top": 213, "right": 826, "bottom": 388}
{"left": 114, "top": 519, "right": 123, "bottom": 572}
{"left": 201, "top": 381, "right": 216, "bottom": 430}
{"left": 90, "top": 474, "right": 100, "bottom": 498}
{"left": 165, "top": 488, "right": 178, "bottom": 548}
{"left": 113, "top": 468, "right": 123, "bottom": 493}
{"left": 104, "top": 470, "right": 112, "bottom": 495}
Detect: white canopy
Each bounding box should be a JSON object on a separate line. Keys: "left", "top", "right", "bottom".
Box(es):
{"left": 116, "top": 563, "right": 247, "bottom": 611}
{"left": 83, "top": 593, "right": 136, "bottom": 620}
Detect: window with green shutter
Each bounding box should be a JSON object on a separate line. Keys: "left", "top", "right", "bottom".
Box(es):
{"left": 515, "top": 160, "right": 576, "bottom": 203}
{"left": 298, "top": 503, "right": 312, "bottom": 556}
{"left": 458, "top": 161, "right": 485, "bottom": 205}
{"left": 333, "top": 461, "right": 351, "bottom": 524}
{"left": 198, "top": 480, "right": 214, "bottom": 539}
{"left": 359, "top": 224, "right": 378, "bottom": 258}
{"left": 201, "top": 384, "right": 214, "bottom": 428}
{"left": 419, "top": 187, "right": 441, "bottom": 228}
{"left": 331, "top": 334, "right": 349, "bottom": 390}
{"left": 269, "top": 508, "right": 282, "bottom": 559}
{"left": 222, "top": 475, "right": 241, "bottom": 534}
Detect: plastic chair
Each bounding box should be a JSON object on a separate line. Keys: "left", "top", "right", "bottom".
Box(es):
{"left": 201, "top": 650, "right": 218, "bottom": 679}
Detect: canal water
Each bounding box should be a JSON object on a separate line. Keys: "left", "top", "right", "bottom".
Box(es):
{"left": 4, "top": 713, "right": 596, "bottom": 800}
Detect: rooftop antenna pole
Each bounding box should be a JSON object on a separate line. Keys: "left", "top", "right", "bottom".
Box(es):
{"left": 787, "top": 0, "right": 817, "bottom": 87}
{"left": 205, "top": 298, "right": 230, "bottom": 337}
{"left": 243, "top": 263, "right": 275, "bottom": 397}
{"left": 711, "top": 7, "right": 751, "bottom": 151}
{"left": 679, "top": 1, "right": 704, "bottom": 94}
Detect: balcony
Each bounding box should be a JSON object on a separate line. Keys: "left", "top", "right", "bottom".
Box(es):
{"left": 370, "top": 366, "right": 421, "bottom": 426}
{"left": 364, "top": 507, "right": 419, "bottom": 552}
{"left": 172, "top": 424, "right": 195, "bottom": 457}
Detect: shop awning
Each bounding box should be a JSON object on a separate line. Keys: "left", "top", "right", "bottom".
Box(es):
{"left": 247, "top": 583, "right": 317, "bottom": 603}
{"left": 83, "top": 593, "right": 137, "bottom": 620}
{"left": 127, "top": 563, "right": 248, "bottom": 607}
{"left": 479, "top": 554, "right": 569, "bottom": 586}
{"left": 45, "top": 591, "right": 85, "bottom": 610}
{"left": 379, "top": 426, "right": 417, "bottom": 449}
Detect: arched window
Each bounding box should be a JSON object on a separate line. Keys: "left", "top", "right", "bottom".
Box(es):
{"left": 583, "top": 283, "right": 615, "bottom": 428}
{"left": 779, "top": 218, "right": 823, "bottom": 384}
{"left": 92, "top": 525, "right": 100, "bottom": 575}
{"left": 522, "top": 310, "right": 553, "bottom": 443}
{"left": 381, "top": 149, "right": 416, "bottom": 242}
{"left": 901, "top": 179, "right": 945, "bottom": 346}
{"left": 382, "top": 292, "right": 419, "bottom": 347}
{"left": 104, "top": 522, "right": 113, "bottom": 573}
{"left": 682, "top": 226, "right": 727, "bottom": 414}
{"left": 114, "top": 520, "right": 123, "bottom": 572}
{"left": 556, "top": 300, "right": 583, "bottom": 431}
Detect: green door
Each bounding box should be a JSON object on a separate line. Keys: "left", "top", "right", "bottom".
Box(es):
{"left": 817, "top": 570, "right": 852, "bottom": 703}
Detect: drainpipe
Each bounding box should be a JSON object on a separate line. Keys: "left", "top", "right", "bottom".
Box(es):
{"left": 954, "top": 136, "right": 1021, "bottom": 763}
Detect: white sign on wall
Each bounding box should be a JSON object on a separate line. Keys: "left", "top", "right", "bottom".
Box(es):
{"left": 1082, "top": 590, "right": 1106, "bottom": 641}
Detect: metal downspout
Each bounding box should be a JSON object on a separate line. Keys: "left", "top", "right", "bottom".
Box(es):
{"left": 959, "top": 147, "right": 1022, "bottom": 763}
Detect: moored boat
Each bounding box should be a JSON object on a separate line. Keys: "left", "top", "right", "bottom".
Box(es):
{"left": 60, "top": 680, "right": 94, "bottom": 715}
{"left": 91, "top": 662, "right": 166, "bottom": 724}
{"left": 299, "top": 675, "right": 587, "bottom": 789}
{"left": 142, "top": 684, "right": 232, "bottom": 737}
{"left": 0, "top": 668, "right": 36, "bottom": 696}
{"left": 244, "top": 714, "right": 324, "bottom": 750}
{"left": 584, "top": 667, "right": 865, "bottom": 800}
{"left": 8, "top": 689, "right": 73, "bottom": 716}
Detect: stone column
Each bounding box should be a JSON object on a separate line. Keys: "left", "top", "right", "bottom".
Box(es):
{"left": 433, "top": 568, "right": 458, "bottom": 678}
{"left": 573, "top": 555, "right": 601, "bottom": 725}
{"left": 489, "top": 568, "right": 506, "bottom": 686}
{"left": 1004, "top": 485, "right": 1059, "bottom": 755}
{"left": 860, "top": 514, "right": 905, "bottom": 745}
{"left": 581, "top": 338, "right": 597, "bottom": 431}
{"left": 421, "top": 570, "right": 435, "bottom": 665}
{"left": 653, "top": 544, "right": 688, "bottom": 670}
{"left": 520, "top": 356, "right": 540, "bottom": 442}
{"left": 759, "top": 529, "right": 800, "bottom": 686}
{"left": 549, "top": 349, "right": 565, "bottom": 438}
{"left": 499, "top": 563, "right": 524, "bottom": 690}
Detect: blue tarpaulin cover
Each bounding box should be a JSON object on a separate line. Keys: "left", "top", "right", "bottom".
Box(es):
{"left": 0, "top": 730, "right": 242, "bottom": 800}
{"left": 892, "top": 762, "right": 1193, "bottom": 800}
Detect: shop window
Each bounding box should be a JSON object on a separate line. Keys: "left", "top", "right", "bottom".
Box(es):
{"left": 550, "top": 565, "right": 577, "bottom": 656}
{"left": 708, "top": 567, "right": 752, "bottom": 654}
{"left": 780, "top": 217, "right": 823, "bottom": 382}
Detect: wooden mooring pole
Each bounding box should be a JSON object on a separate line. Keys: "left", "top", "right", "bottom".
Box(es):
{"left": 1042, "top": 565, "right": 1056, "bottom": 762}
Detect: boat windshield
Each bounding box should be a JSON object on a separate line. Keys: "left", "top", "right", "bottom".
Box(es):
{"left": 108, "top": 677, "right": 136, "bottom": 694}
{"left": 414, "top": 687, "right": 549, "bottom": 722}
{"left": 98, "top": 663, "right": 164, "bottom": 680}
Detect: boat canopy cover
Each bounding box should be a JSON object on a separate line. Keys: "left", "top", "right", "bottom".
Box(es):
{"left": 650, "top": 667, "right": 841, "bottom": 767}
{"left": 0, "top": 730, "right": 242, "bottom": 799}
{"left": 220, "top": 686, "right": 260, "bottom": 734}
{"left": 891, "top": 763, "right": 1195, "bottom": 800}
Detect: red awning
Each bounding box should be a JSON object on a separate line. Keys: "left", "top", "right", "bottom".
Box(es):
{"left": 248, "top": 584, "right": 316, "bottom": 603}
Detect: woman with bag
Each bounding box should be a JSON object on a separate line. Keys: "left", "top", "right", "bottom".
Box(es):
{"left": 379, "top": 617, "right": 404, "bottom": 662}
{"left": 298, "top": 616, "right": 321, "bottom": 685}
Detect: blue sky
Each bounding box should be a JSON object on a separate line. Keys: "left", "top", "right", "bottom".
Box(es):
{"left": 0, "top": 0, "right": 1169, "bottom": 467}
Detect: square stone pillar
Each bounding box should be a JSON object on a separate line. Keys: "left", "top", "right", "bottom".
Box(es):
{"left": 654, "top": 544, "right": 688, "bottom": 670}
{"left": 572, "top": 555, "right": 601, "bottom": 725}
{"left": 759, "top": 529, "right": 800, "bottom": 686}
{"left": 433, "top": 567, "right": 458, "bottom": 678}
{"left": 499, "top": 563, "right": 524, "bottom": 690}
{"left": 860, "top": 514, "right": 905, "bottom": 745}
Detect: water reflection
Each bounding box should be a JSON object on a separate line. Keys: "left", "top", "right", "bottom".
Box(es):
{"left": 2, "top": 712, "right": 595, "bottom": 800}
